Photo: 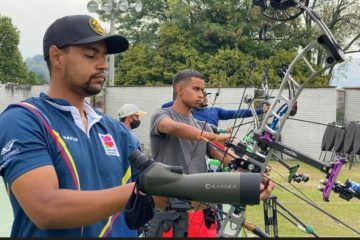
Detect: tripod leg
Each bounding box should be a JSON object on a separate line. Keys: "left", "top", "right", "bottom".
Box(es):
{"left": 173, "top": 212, "right": 188, "bottom": 237}
{"left": 263, "top": 196, "right": 278, "bottom": 237}
{"left": 145, "top": 212, "right": 178, "bottom": 237}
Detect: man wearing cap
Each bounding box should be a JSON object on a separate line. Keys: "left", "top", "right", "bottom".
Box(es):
{"left": 118, "top": 103, "right": 146, "bottom": 149}
{"left": 0, "top": 15, "right": 165, "bottom": 237}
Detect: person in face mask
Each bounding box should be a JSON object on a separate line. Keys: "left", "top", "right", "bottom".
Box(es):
{"left": 118, "top": 103, "right": 148, "bottom": 235}
{"left": 118, "top": 104, "right": 146, "bottom": 150}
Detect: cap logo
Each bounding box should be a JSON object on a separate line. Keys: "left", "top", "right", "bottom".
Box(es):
{"left": 89, "top": 18, "right": 105, "bottom": 36}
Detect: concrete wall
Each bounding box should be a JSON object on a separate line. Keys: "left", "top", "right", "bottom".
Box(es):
{"left": 344, "top": 88, "right": 360, "bottom": 122}
{"left": 105, "top": 86, "right": 173, "bottom": 156}
{"left": 1, "top": 84, "right": 357, "bottom": 160}
{"left": 0, "top": 84, "right": 48, "bottom": 112}
{"left": 281, "top": 88, "right": 336, "bottom": 159}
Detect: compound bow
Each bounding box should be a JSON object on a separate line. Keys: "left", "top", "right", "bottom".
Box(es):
{"left": 216, "top": 0, "right": 360, "bottom": 237}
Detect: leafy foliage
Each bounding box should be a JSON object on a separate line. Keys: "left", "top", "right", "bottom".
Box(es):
{"left": 101, "top": 0, "right": 359, "bottom": 87}
{"left": 25, "top": 55, "right": 50, "bottom": 84}
{"left": 0, "top": 15, "right": 37, "bottom": 84}
{"left": 307, "top": 0, "right": 360, "bottom": 54}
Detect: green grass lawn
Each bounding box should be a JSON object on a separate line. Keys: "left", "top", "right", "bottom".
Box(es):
{"left": 241, "top": 159, "right": 360, "bottom": 237}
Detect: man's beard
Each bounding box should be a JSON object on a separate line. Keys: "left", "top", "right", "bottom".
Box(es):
{"left": 83, "top": 77, "right": 104, "bottom": 96}
{"left": 65, "top": 65, "right": 105, "bottom": 96}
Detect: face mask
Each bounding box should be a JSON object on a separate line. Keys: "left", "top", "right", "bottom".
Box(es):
{"left": 130, "top": 119, "right": 141, "bottom": 129}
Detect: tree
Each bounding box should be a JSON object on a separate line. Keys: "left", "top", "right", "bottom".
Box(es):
{"left": 306, "top": 0, "right": 360, "bottom": 62}
{"left": 311, "top": 0, "right": 360, "bottom": 53}
{"left": 114, "top": 1, "right": 170, "bottom": 46}
{"left": 0, "top": 15, "right": 36, "bottom": 84}
{"left": 99, "top": 0, "right": 347, "bottom": 87}
{"left": 25, "top": 55, "right": 50, "bottom": 84}
{"left": 115, "top": 44, "right": 167, "bottom": 85}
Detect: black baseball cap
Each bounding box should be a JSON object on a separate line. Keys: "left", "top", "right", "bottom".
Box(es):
{"left": 43, "top": 15, "right": 129, "bottom": 60}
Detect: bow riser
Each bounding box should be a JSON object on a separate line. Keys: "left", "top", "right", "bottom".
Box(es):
{"left": 218, "top": 2, "right": 347, "bottom": 237}
{"left": 247, "top": 36, "right": 340, "bottom": 173}
{"left": 218, "top": 205, "right": 246, "bottom": 237}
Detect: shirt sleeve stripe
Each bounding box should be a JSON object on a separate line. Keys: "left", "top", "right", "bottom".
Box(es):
{"left": 17, "top": 102, "right": 81, "bottom": 190}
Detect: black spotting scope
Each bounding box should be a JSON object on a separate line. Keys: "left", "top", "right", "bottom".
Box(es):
{"left": 129, "top": 149, "right": 261, "bottom": 205}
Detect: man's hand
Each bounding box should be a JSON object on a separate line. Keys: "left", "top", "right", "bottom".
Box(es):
{"left": 260, "top": 176, "right": 275, "bottom": 200}
{"left": 152, "top": 196, "right": 169, "bottom": 210}
{"left": 226, "top": 127, "right": 231, "bottom": 133}
{"left": 212, "top": 133, "right": 231, "bottom": 145}
{"left": 198, "top": 133, "right": 231, "bottom": 146}
{"left": 262, "top": 103, "right": 270, "bottom": 114}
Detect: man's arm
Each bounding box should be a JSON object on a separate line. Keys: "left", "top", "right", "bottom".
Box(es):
{"left": 11, "top": 165, "right": 167, "bottom": 230}
{"left": 157, "top": 117, "right": 229, "bottom": 142}
{"left": 207, "top": 147, "right": 233, "bottom": 166}
{"left": 217, "top": 108, "right": 263, "bottom": 120}
{"left": 11, "top": 165, "right": 134, "bottom": 229}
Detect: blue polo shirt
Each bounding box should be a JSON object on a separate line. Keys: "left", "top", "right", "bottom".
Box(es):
{"left": 0, "top": 93, "right": 138, "bottom": 237}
